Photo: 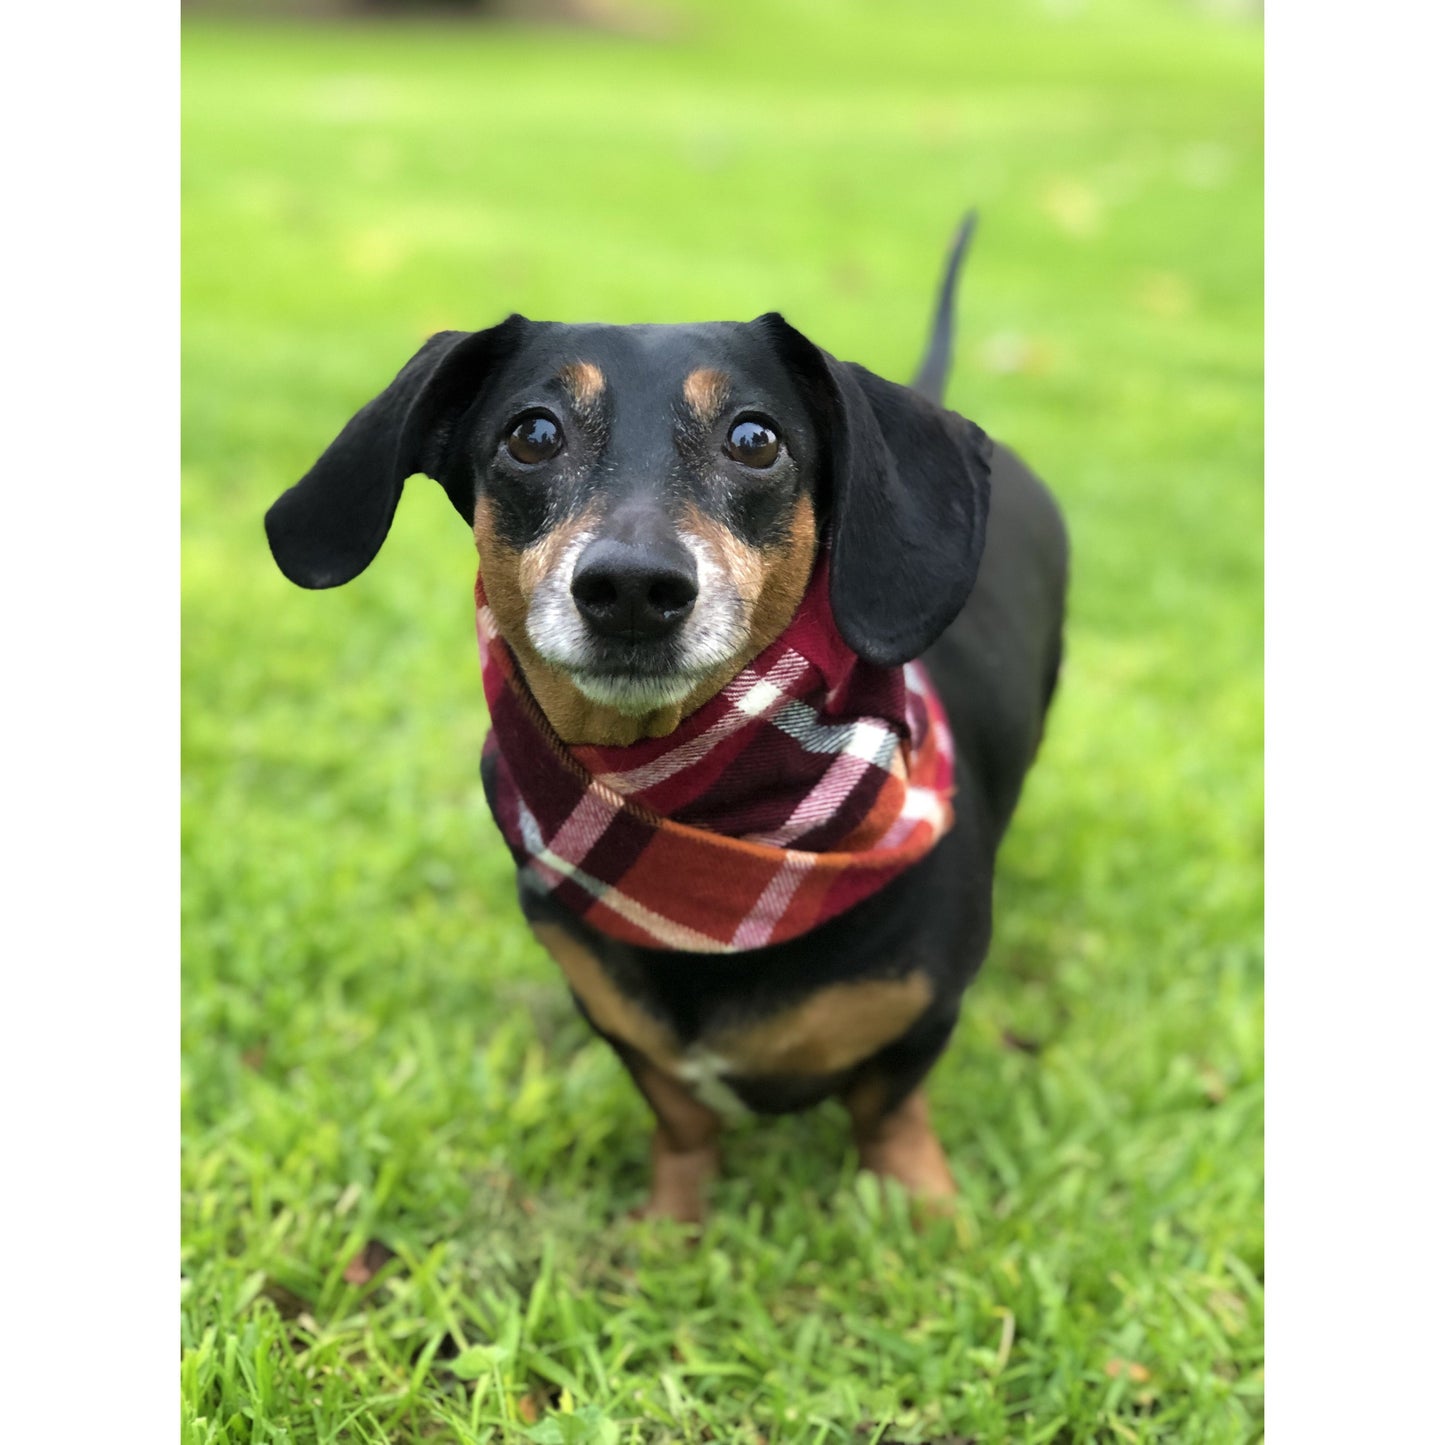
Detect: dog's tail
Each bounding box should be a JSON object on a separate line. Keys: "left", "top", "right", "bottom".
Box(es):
{"left": 911, "top": 208, "right": 979, "bottom": 407}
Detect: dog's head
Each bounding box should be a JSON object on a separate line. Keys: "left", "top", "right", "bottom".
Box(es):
{"left": 266, "top": 314, "right": 991, "bottom": 743}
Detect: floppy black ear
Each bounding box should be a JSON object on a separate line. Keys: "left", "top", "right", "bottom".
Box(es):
{"left": 265, "top": 316, "right": 524, "bottom": 588}
{"left": 757, "top": 313, "right": 992, "bottom": 666}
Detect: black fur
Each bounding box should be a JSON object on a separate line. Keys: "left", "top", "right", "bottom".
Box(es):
{"left": 502, "top": 438, "right": 1066, "bottom": 1119}
{"left": 265, "top": 317, "right": 525, "bottom": 588}
{"left": 266, "top": 217, "right": 1069, "bottom": 1182}
{"left": 758, "top": 312, "right": 993, "bottom": 667}
{"left": 912, "top": 208, "right": 978, "bottom": 406}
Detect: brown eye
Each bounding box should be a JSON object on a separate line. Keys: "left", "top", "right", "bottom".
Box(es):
{"left": 505, "top": 413, "right": 563, "bottom": 464}
{"left": 725, "top": 418, "right": 780, "bottom": 469}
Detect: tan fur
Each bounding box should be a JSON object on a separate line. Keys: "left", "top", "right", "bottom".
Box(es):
{"left": 515, "top": 520, "right": 578, "bottom": 603}
{"left": 759, "top": 499, "right": 819, "bottom": 650}
{"left": 842, "top": 1070, "right": 893, "bottom": 1137}
{"left": 558, "top": 360, "right": 605, "bottom": 407}
{"left": 632, "top": 1066, "right": 723, "bottom": 1224}
{"left": 531, "top": 923, "right": 681, "bottom": 1066}
{"left": 707, "top": 973, "right": 933, "bottom": 1077}
{"left": 681, "top": 367, "right": 731, "bottom": 424}
{"left": 678, "top": 494, "right": 818, "bottom": 698}
{"left": 532, "top": 920, "right": 929, "bottom": 1090}
{"left": 845, "top": 1087, "right": 958, "bottom": 1203}
{"left": 686, "top": 507, "right": 766, "bottom": 616}
{"left": 473, "top": 501, "right": 546, "bottom": 651}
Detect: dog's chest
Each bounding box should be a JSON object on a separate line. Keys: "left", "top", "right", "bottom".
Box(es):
{"left": 529, "top": 921, "right": 932, "bottom": 1113}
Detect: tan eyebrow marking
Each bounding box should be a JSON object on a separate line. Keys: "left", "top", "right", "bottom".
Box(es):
{"left": 682, "top": 367, "right": 731, "bottom": 424}
{"left": 558, "top": 361, "right": 605, "bottom": 407}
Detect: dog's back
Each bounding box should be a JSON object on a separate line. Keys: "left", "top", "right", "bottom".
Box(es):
{"left": 925, "top": 442, "right": 1068, "bottom": 847}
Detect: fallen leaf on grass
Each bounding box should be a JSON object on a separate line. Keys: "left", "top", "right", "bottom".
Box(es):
{"left": 1105, "top": 1357, "right": 1152, "bottom": 1384}
{"left": 342, "top": 1239, "right": 396, "bottom": 1286}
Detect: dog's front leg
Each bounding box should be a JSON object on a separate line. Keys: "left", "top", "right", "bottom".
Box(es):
{"left": 528, "top": 921, "right": 722, "bottom": 1220}
{"left": 626, "top": 1058, "right": 721, "bottom": 1225}
{"left": 844, "top": 1079, "right": 957, "bottom": 1205}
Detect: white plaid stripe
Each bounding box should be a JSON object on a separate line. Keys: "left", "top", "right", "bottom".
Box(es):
{"left": 729, "top": 853, "right": 810, "bottom": 950}
{"left": 547, "top": 786, "right": 623, "bottom": 861}
{"left": 771, "top": 701, "right": 900, "bottom": 766}
{"left": 874, "top": 786, "right": 950, "bottom": 850}
{"left": 744, "top": 750, "right": 874, "bottom": 847}
{"left": 591, "top": 650, "right": 810, "bottom": 794}
{"left": 516, "top": 796, "right": 723, "bottom": 953}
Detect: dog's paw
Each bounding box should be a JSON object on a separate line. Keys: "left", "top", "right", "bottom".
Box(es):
{"left": 626, "top": 1136, "right": 718, "bottom": 1228}
{"left": 625, "top": 1195, "right": 708, "bottom": 1231}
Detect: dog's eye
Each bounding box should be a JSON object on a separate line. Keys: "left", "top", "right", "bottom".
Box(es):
{"left": 725, "top": 418, "right": 780, "bottom": 469}
{"left": 505, "top": 413, "right": 564, "bottom": 465}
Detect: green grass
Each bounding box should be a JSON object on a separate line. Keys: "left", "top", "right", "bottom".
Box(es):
{"left": 181, "top": 2, "right": 1262, "bottom": 1439}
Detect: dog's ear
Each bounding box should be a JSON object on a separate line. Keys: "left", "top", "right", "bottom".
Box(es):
{"left": 756, "top": 313, "right": 992, "bottom": 666}
{"left": 265, "top": 316, "right": 524, "bottom": 588}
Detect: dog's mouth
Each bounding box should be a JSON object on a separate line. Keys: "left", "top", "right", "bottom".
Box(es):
{"left": 525, "top": 616, "right": 736, "bottom": 716}
{"left": 556, "top": 624, "right": 747, "bottom": 713}
{"left": 564, "top": 652, "right": 709, "bottom": 714}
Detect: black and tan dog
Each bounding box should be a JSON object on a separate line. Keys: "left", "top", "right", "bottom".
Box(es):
{"left": 266, "top": 217, "right": 1068, "bottom": 1222}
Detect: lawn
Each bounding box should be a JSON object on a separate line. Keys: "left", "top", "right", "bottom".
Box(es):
{"left": 181, "top": 2, "right": 1263, "bottom": 1440}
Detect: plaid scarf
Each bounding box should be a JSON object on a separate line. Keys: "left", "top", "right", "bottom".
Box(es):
{"left": 477, "top": 560, "right": 955, "bottom": 954}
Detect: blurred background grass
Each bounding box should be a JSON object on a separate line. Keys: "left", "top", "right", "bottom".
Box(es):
{"left": 182, "top": 1, "right": 1262, "bottom": 1440}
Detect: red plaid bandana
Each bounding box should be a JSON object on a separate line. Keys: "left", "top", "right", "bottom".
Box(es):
{"left": 476, "top": 560, "right": 955, "bottom": 954}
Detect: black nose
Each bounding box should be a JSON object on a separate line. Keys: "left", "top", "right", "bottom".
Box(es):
{"left": 571, "top": 535, "right": 698, "bottom": 642}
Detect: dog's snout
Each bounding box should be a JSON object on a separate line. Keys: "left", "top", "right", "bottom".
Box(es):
{"left": 571, "top": 536, "right": 698, "bottom": 642}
